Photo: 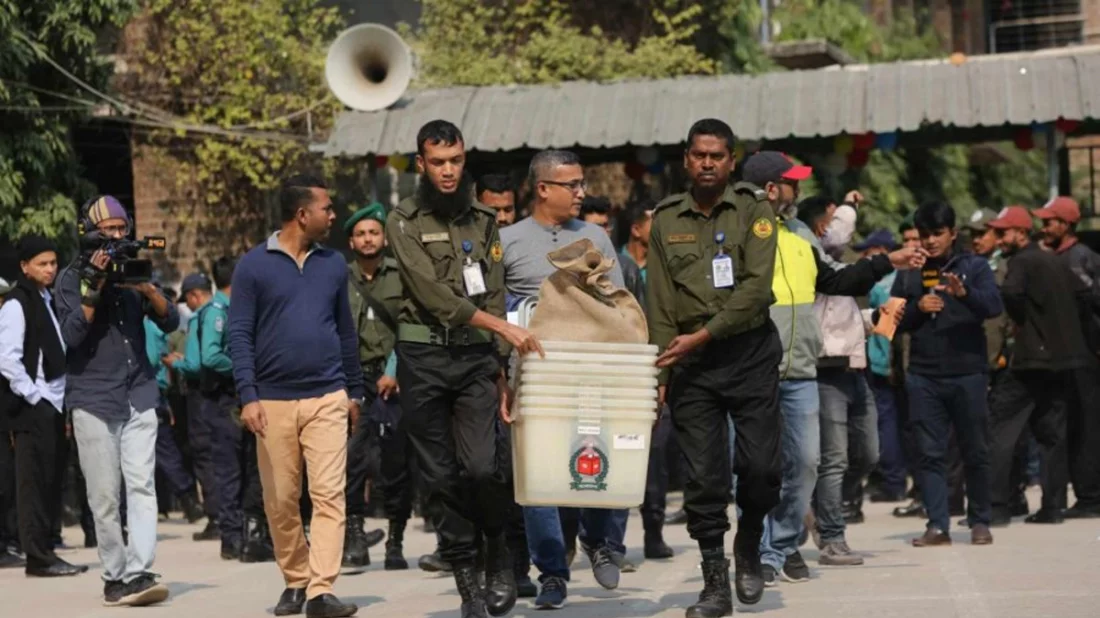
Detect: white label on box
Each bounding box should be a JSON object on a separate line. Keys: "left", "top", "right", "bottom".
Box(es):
{"left": 614, "top": 433, "right": 646, "bottom": 450}
{"left": 577, "top": 424, "right": 602, "bottom": 436}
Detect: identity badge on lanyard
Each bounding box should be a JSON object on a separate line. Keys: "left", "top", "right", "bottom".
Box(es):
{"left": 712, "top": 232, "right": 735, "bottom": 289}
{"left": 461, "top": 239, "right": 487, "bottom": 296}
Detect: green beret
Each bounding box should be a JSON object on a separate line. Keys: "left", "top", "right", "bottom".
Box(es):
{"left": 343, "top": 202, "right": 387, "bottom": 235}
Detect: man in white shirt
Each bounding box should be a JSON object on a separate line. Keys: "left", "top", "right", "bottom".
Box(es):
{"left": 0, "top": 236, "right": 85, "bottom": 577}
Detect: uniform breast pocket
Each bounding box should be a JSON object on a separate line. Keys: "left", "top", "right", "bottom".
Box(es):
{"left": 424, "top": 241, "right": 456, "bottom": 280}
{"left": 666, "top": 244, "right": 702, "bottom": 279}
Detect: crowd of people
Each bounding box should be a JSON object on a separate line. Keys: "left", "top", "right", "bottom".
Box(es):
{"left": 1, "top": 117, "right": 1098, "bottom": 618}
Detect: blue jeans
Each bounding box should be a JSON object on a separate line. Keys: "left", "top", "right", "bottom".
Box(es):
{"left": 73, "top": 407, "right": 159, "bottom": 583}
{"left": 525, "top": 506, "right": 614, "bottom": 581}
{"left": 907, "top": 372, "right": 991, "bottom": 531}
{"left": 605, "top": 509, "right": 628, "bottom": 554}
{"left": 814, "top": 368, "right": 878, "bottom": 544}
{"left": 760, "top": 380, "right": 820, "bottom": 571}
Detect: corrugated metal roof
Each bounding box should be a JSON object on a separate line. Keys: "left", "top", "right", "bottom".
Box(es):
{"left": 319, "top": 45, "right": 1100, "bottom": 157}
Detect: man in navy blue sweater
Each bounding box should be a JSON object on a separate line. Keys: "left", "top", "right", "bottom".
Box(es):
{"left": 228, "top": 174, "right": 364, "bottom": 618}
{"left": 891, "top": 201, "right": 1003, "bottom": 548}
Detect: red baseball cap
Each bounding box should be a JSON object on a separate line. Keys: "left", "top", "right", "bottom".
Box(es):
{"left": 986, "top": 206, "right": 1033, "bottom": 230}
{"left": 742, "top": 151, "right": 813, "bottom": 186}
{"left": 1031, "top": 196, "right": 1080, "bottom": 224}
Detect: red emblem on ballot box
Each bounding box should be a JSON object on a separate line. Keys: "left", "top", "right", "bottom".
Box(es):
{"left": 569, "top": 441, "right": 608, "bottom": 491}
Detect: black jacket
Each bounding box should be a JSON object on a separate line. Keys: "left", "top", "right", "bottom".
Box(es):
{"left": 1058, "top": 241, "right": 1100, "bottom": 354}
{"left": 892, "top": 251, "right": 1003, "bottom": 377}
{"left": 0, "top": 280, "right": 66, "bottom": 431}
{"left": 1002, "top": 242, "right": 1090, "bottom": 371}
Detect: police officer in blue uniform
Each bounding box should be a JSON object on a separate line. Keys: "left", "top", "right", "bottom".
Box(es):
{"left": 170, "top": 273, "right": 220, "bottom": 542}
{"left": 199, "top": 257, "right": 274, "bottom": 562}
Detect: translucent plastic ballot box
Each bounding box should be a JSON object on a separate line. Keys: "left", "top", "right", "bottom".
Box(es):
{"left": 511, "top": 340, "right": 659, "bottom": 509}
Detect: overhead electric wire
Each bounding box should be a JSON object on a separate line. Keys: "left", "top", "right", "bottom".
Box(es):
{"left": 11, "top": 29, "right": 327, "bottom": 142}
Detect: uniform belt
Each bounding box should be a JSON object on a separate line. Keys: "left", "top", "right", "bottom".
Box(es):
{"left": 361, "top": 359, "right": 386, "bottom": 376}
{"left": 397, "top": 323, "right": 492, "bottom": 347}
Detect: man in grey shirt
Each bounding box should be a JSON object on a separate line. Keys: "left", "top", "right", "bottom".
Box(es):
{"left": 499, "top": 149, "right": 625, "bottom": 610}
{"left": 500, "top": 178, "right": 623, "bottom": 303}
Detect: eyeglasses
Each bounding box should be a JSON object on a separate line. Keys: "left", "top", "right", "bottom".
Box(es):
{"left": 97, "top": 223, "right": 129, "bottom": 235}
{"left": 540, "top": 179, "right": 588, "bottom": 194}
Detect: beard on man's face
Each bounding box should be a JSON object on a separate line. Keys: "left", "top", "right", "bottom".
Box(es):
{"left": 353, "top": 245, "right": 383, "bottom": 260}
{"left": 417, "top": 172, "right": 474, "bottom": 219}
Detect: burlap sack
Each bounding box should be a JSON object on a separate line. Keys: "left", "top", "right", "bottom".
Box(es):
{"left": 526, "top": 238, "right": 648, "bottom": 343}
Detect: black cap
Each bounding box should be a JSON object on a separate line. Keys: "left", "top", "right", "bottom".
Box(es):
{"left": 17, "top": 235, "right": 58, "bottom": 263}
{"left": 741, "top": 151, "right": 813, "bottom": 186}
{"left": 179, "top": 272, "right": 211, "bottom": 295}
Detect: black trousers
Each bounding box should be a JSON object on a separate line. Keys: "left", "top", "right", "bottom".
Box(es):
{"left": 378, "top": 395, "right": 417, "bottom": 522}
{"left": 1068, "top": 359, "right": 1100, "bottom": 510}
{"left": 347, "top": 374, "right": 382, "bottom": 518}
{"left": 186, "top": 388, "right": 219, "bottom": 519}
{"left": 669, "top": 323, "right": 783, "bottom": 543}
{"left": 12, "top": 402, "right": 65, "bottom": 568}
{"left": 990, "top": 369, "right": 1070, "bottom": 513}
{"left": 0, "top": 432, "right": 16, "bottom": 548}
{"left": 641, "top": 406, "right": 673, "bottom": 533}
{"left": 397, "top": 341, "right": 510, "bottom": 565}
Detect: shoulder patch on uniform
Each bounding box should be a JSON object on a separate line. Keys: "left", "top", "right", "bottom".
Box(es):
{"left": 667, "top": 233, "right": 696, "bottom": 244}
{"left": 490, "top": 240, "right": 504, "bottom": 262}
{"left": 214, "top": 315, "right": 224, "bottom": 333}
{"left": 752, "top": 217, "right": 774, "bottom": 240}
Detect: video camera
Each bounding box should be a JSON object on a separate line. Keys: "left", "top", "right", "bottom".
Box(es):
{"left": 79, "top": 231, "right": 167, "bottom": 284}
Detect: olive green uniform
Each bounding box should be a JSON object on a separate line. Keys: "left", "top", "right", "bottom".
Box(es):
{"left": 647, "top": 182, "right": 783, "bottom": 544}
{"left": 386, "top": 196, "right": 510, "bottom": 565}
{"left": 345, "top": 258, "right": 409, "bottom": 520}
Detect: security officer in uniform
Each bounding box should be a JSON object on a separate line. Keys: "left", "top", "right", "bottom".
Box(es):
{"left": 648, "top": 119, "right": 783, "bottom": 618}
{"left": 343, "top": 203, "right": 400, "bottom": 569}
{"left": 387, "top": 119, "right": 543, "bottom": 618}
{"left": 170, "top": 273, "right": 221, "bottom": 542}
{"left": 200, "top": 256, "right": 274, "bottom": 563}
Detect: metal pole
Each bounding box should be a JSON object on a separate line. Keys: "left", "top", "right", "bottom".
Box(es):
{"left": 760, "top": 0, "right": 770, "bottom": 44}
{"left": 1047, "top": 130, "right": 1059, "bottom": 201}
{"left": 367, "top": 155, "right": 378, "bottom": 203}
{"left": 1091, "top": 148, "right": 1096, "bottom": 215}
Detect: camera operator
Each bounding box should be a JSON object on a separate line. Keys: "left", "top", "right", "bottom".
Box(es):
{"left": 54, "top": 195, "right": 177, "bottom": 607}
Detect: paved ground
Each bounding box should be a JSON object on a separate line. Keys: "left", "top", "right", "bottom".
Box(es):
{"left": 4, "top": 488, "right": 1100, "bottom": 617}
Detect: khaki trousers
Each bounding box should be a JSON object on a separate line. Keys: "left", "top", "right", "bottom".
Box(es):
{"left": 256, "top": 390, "right": 348, "bottom": 598}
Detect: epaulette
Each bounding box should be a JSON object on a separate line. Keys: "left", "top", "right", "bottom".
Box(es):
{"left": 653, "top": 193, "right": 687, "bottom": 214}
{"left": 733, "top": 181, "right": 768, "bottom": 201}
{"left": 471, "top": 201, "right": 497, "bottom": 220}
{"left": 393, "top": 196, "right": 419, "bottom": 217}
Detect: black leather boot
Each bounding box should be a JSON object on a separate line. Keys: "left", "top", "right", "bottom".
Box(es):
{"left": 240, "top": 517, "right": 275, "bottom": 563}
{"left": 178, "top": 492, "right": 205, "bottom": 524}
{"left": 686, "top": 557, "right": 733, "bottom": 618}
{"left": 453, "top": 564, "right": 488, "bottom": 618}
{"left": 342, "top": 515, "right": 369, "bottom": 568}
{"left": 384, "top": 520, "right": 408, "bottom": 570}
{"left": 733, "top": 531, "right": 764, "bottom": 605}
{"left": 484, "top": 534, "right": 517, "bottom": 617}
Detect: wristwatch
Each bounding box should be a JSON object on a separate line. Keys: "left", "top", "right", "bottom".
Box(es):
{"left": 350, "top": 397, "right": 365, "bottom": 408}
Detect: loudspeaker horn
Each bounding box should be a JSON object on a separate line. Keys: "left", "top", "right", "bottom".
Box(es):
{"left": 325, "top": 23, "right": 414, "bottom": 112}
